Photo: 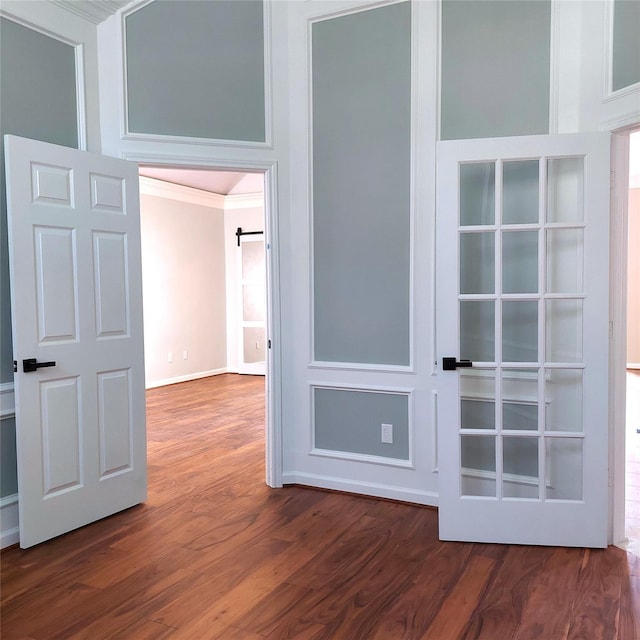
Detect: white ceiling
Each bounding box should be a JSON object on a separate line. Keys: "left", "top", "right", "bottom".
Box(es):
{"left": 138, "top": 166, "right": 265, "bottom": 196}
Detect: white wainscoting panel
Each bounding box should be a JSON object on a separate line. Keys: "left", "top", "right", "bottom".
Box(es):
{"left": 1, "top": 383, "right": 18, "bottom": 548}
{"left": 0, "top": 383, "right": 15, "bottom": 419}
{"left": 0, "top": 494, "right": 19, "bottom": 549}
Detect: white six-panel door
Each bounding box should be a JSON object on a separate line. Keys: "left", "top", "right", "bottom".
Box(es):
{"left": 4, "top": 135, "right": 147, "bottom": 548}
{"left": 437, "top": 133, "right": 610, "bottom": 548}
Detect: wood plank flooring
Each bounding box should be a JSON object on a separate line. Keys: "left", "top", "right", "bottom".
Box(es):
{"left": 1, "top": 373, "right": 639, "bottom": 639}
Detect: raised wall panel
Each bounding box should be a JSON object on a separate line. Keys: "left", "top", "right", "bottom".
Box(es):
{"left": 612, "top": 0, "right": 640, "bottom": 91}
{"left": 97, "top": 370, "right": 132, "bottom": 477}
{"left": 441, "top": 0, "right": 551, "bottom": 140}
{"left": 31, "top": 163, "right": 73, "bottom": 207}
{"left": 34, "top": 226, "right": 78, "bottom": 343}
{"left": 125, "top": 0, "right": 265, "bottom": 142}
{"left": 93, "top": 232, "right": 129, "bottom": 338}
{"left": 0, "top": 416, "right": 18, "bottom": 497}
{"left": 0, "top": 16, "right": 78, "bottom": 384}
{"left": 312, "top": 2, "right": 411, "bottom": 366}
{"left": 90, "top": 174, "right": 125, "bottom": 214}
{"left": 40, "top": 377, "right": 82, "bottom": 495}
{"left": 313, "top": 386, "right": 411, "bottom": 461}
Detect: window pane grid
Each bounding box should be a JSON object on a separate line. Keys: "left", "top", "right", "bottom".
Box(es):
{"left": 457, "top": 153, "right": 587, "bottom": 503}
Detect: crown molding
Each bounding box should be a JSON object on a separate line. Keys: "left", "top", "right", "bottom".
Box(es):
{"left": 139, "top": 176, "right": 265, "bottom": 211}
{"left": 224, "top": 193, "right": 265, "bottom": 210}
{"left": 139, "top": 176, "right": 226, "bottom": 209}
{"left": 48, "top": 0, "right": 131, "bottom": 25}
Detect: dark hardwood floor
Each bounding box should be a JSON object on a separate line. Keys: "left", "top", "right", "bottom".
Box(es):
{"left": 1, "top": 373, "right": 639, "bottom": 639}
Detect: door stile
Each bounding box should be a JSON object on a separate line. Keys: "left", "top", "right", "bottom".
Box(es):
{"left": 439, "top": 133, "right": 610, "bottom": 547}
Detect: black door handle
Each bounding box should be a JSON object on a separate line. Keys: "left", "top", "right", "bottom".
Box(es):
{"left": 23, "top": 358, "right": 56, "bottom": 373}
{"left": 442, "top": 357, "right": 473, "bottom": 371}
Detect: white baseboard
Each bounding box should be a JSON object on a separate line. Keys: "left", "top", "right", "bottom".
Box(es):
{"left": 627, "top": 363, "right": 640, "bottom": 370}
{"left": 0, "top": 382, "right": 15, "bottom": 420}
{"left": 145, "top": 368, "right": 227, "bottom": 390}
{"left": 1, "top": 494, "right": 19, "bottom": 549}
{"left": 281, "top": 472, "right": 438, "bottom": 507}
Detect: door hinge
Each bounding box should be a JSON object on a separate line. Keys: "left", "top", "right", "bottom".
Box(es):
{"left": 13, "top": 360, "right": 17, "bottom": 373}
{"left": 268, "top": 339, "right": 272, "bottom": 349}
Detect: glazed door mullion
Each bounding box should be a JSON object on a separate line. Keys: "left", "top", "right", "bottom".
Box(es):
{"left": 437, "top": 132, "right": 610, "bottom": 547}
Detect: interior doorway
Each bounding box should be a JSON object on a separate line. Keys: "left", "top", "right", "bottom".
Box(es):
{"left": 136, "top": 164, "right": 270, "bottom": 471}
{"left": 625, "top": 131, "right": 640, "bottom": 547}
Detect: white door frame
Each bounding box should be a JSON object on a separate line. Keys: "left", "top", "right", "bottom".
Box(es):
{"left": 124, "top": 152, "right": 282, "bottom": 489}
{"left": 610, "top": 125, "right": 639, "bottom": 546}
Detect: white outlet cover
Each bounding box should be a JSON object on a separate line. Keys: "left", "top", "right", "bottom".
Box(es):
{"left": 381, "top": 423, "right": 393, "bottom": 444}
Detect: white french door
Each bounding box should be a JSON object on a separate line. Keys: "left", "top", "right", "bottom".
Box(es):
{"left": 4, "top": 135, "right": 147, "bottom": 548}
{"left": 237, "top": 234, "right": 266, "bottom": 375}
{"left": 437, "top": 133, "right": 610, "bottom": 547}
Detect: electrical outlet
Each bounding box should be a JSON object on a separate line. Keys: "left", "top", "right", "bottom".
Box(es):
{"left": 168, "top": 351, "right": 173, "bottom": 363}
{"left": 256, "top": 341, "right": 260, "bottom": 350}
{"left": 381, "top": 423, "right": 393, "bottom": 444}
{"left": 183, "top": 350, "right": 188, "bottom": 360}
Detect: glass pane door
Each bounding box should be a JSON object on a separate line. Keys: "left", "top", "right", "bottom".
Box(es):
{"left": 238, "top": 236, "right": 266, "bottom": 375}
{"left": 437, "top": 133, "right": 610, "bottom": 547}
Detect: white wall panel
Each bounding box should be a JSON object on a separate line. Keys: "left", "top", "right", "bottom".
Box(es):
{"left": 93, "top": 231, "right": 129, "bottom": 338}
{"left": 90, "top": 173, "right": 124, "bottom": 213}
{"left": 40, "top": 377, "right": 81, "bottom": 495}
{"left": 31, "top": 163, "right": 73, "bottom": 207}
{"left": 34, "top": 226, "right": 78, "bottom": 343}
{"left": 97, "top": 369, "right": 132, "bottom": 477}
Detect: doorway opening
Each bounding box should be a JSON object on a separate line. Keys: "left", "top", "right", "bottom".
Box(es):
{"left": 136, "top": 164, "right": 271, "bottom": 481}
{"left": 625, "top": 131, "right": 640, "bottom": 547}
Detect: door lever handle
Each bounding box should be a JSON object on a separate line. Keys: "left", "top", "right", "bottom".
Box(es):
{"left": 442, "top": 357, "right": 473, "bottom": 371}
{"left": 23, "top": 358, "right": 56, "bottom": 373}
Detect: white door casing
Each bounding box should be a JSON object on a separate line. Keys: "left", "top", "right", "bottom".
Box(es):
{"left": 4, "top": 135, "right": 147, "bottom": 548}
{"left": 437, "top": 133, "right": 610, "bottom": 548}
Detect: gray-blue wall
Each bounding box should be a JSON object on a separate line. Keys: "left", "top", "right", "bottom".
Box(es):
{"left": 441, "top": 0, "right": 551, "bottom": 140}
{"left": 314, "top": 388, "right": 410, "bottom": 460}
{"left": 125, "top": 0, "right": 265, "bottom": 142}
{"left": 0, "top": 17, "right": 78, "bottom": 498}
{"left": 312, "top": 2, "right": 411, "bottom": 366}
{"left": 612, "top": 0, "right": 640, "bottom": 91}
{"left": 0, "top": 425, "right": 17, "bottom": 497}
